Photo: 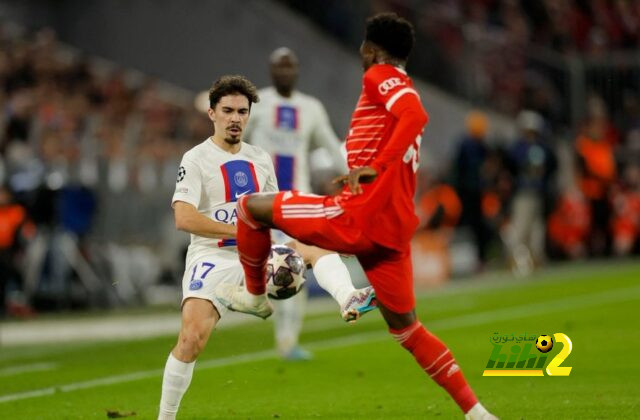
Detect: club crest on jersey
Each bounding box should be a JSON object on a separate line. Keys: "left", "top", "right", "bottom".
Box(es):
{"left": 234, "top": 171, "right": 249, "bottom": 187}
{"left": 189, "top": 280, "right": 203, "bottom": 291}
{"left": 378, "top": 77, "right": 405, "bottom": 95}
{"left": 276, "top": 105, "right": 298, "bottom": 131}
{"left": 220, "top": 160, "right": 259, "bottom": 202}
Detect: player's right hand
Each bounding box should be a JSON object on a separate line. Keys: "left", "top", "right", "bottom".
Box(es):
{"left": 334, "top": 166, "right": 377, "bottom": 195}
{"left": 331, "top": 174, "right": 349, "bottom": 187}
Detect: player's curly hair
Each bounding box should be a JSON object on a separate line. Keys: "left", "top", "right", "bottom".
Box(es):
{"left": 365, "top": 12, "right": 415, "bottom": 61}
{"left": 209, "top": 75, "right": 259, "bottom": 109}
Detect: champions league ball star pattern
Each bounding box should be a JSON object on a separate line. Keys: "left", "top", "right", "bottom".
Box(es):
{"left": 266, "top": 245, "right": 306, "bottom": 300}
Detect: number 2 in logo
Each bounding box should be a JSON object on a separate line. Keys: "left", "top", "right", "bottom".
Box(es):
{"left": 546, "top": 333, "right": 573, "bottom": 376}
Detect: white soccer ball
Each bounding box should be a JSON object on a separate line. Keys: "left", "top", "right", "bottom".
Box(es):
{"left": 266, "top": 245, "right": 306, "bottom": 300}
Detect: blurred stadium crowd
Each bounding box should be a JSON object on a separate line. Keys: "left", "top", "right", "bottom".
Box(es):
{"left": 283, "top": 0, "right": 640, "bottom": 266}
{"left": 416, "top": 103, "right": 639, "bottom": 279}
{"left": 0, "top": 24, "right": 209, "bottom": 315}
{"left": 1, "top": 0, "right": 640, "bottom": 317}
{"left": 283, "top": 0, "right": 640, "bottom": 125}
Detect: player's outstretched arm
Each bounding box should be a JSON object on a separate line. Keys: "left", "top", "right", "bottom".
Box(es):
{"left": 369, "top": 94, "right": 428, "bottom": 174}
{"left": 174, "top": 201, "right": 236, "bottom": 239}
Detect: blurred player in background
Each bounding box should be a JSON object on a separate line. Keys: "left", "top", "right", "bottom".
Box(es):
{"left": 244, "top": 47, "right": 351, "bottom": 360}
{"left": 223, "top": 13, "right": 497, "bottom": 419}
{"left": 158, "top": 75, "right": 375, "bottom": 420}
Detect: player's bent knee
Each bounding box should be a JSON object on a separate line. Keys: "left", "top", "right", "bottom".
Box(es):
{"left": 176, "top": 317, "right": 214, "bottom": 361}
{"left": 379, "top": 304, "right": 417, "bottom": 330}
{"left": 292, "top": 242, "right": 333, "bottom": 266}
{"left": 176, "top": 326, "right": 208, "bottom": 361}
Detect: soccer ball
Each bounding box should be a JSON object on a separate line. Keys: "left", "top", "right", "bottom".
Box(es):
{"left": 266, "top": 245, "right": 306, "bottom": 300}
{"left": 536, "top": 335, "right": 554, "bottom": 353}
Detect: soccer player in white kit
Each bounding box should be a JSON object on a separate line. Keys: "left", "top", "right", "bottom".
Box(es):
{"left": 244, "top": 47, "right": 352, "bottom": 360}
{"left": 158, "top": 76, "right": 376, "bottom": 420}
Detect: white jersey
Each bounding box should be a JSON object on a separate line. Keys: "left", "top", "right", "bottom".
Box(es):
{"left": 245, "top": 87, "right": 346, "bottom": 193}
{"left": 172, "top": 138, "right": 278, "bottom": 266}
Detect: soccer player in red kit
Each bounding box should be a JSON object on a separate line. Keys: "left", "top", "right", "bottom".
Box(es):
{"left": 218, "top": 13, "right": 497, "bottom": 419}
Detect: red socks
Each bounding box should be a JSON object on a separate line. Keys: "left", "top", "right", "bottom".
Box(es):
{"left": 236, "top": 196, "right": 271, "bottom": 295}
{"left": 390, "top": 321, "right": 478, "bottom": 413}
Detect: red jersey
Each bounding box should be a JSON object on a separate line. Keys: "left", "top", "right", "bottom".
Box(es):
{"left": 335, "top": 64, "right": 428, "bottom": 250}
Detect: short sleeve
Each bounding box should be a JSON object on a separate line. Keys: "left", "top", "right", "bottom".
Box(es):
{"left": 171, "top": 155, "right": 202, "bottom": 208}
{"left": 244, "top": 106, "right": 257, "bottom": 143}
{"left": 363, "top": 65, "right": 420, "bottom": 112}
{"left": 263, "top": 155, "right": 279, "bottom": 193}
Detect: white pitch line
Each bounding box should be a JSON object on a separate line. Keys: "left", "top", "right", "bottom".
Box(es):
{"left": 1, "top": 260, "right": 635, "bottom": 349}
{"left": 1, "top": 284, "right": 639, "bottom": 404}
{"left": 0, "top": 363, "right": 58, "bottom": 377}
{"left": 0, "top": 351, "right": 278, "bottom": 404}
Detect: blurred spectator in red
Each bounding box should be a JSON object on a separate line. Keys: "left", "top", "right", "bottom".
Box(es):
{"left": 581, "top": 95, "right": 621, "bottom": 145}
{"left": 414, "top": 175, "right": 462, "bottom": 286}
{"left": 0, "top": 184, "right": 35, "bottom": 317}
{"left": 610, "top": 164, "right": 640, "bottom": 256}
{"left": 576, "top": 96, "right": 618, "bottom": 255}
{"left": 419, "top": 181, "right": 462, "bottom": 232}
{"left": 453, "top": 110, "right": 490, "bottom": 269}
{"left": 547, "top": 187, "right": 591, "bottom": 259}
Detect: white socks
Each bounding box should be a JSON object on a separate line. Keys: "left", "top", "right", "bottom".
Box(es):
{"left": 465, "top": 402, "right": 493, "bottom": 419}
{"left": 312, "top": 254, "right": 356, "bottom": 306}
{"left": 246, "top": 290, "right": 267, "bottom": 302}
{"left": 158, "top": 353, "right": 195, "bottom": 420}
{"left": 273, "top": 287, "right": 307, "bottom": 355}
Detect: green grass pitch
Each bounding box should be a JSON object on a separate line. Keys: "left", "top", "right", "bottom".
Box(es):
{"left": 1, "top": 261, "right": 639, "bottom": 419}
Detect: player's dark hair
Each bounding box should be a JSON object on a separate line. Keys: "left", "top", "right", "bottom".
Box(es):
{"left": 208, "top": 75, "right": 259, "bottom": 109}
{"left": 365, "top": 12, "right": 415, "bottom": 60}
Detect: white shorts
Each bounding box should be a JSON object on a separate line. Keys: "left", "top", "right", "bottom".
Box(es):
{"left": 181, "top": 252, "right": 244, "bottom": 318}
{"left": 272, "top": 229, "right": 292, "bottom": 245}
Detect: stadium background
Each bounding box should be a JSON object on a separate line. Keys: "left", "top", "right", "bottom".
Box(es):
{"left": 0, "top": 1, "right": 639, "bottom": 418}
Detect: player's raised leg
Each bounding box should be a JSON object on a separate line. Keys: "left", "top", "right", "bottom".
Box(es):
{"left": 158, "top": 298, "right": 219, "bottom": 420}
{"left": 226, "top": 192, "right": 377, "bottom": 323}
{"left": 218, "top": 194, "right": 276, "bottom": 315}
{"left": 289, "top": 241, "right": 377, "bottom": 322}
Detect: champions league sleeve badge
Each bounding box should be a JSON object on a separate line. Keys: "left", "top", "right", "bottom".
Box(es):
{"left": 177, "top": 166, "right": 186, "bottom": 183}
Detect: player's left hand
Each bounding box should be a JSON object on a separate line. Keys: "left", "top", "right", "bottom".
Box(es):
{"left": 336, "top": 166, "right": 377, "bottom": 195}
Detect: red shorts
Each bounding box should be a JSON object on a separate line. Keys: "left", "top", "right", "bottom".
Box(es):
{"left": 272, "top": 191, "right": 415, "bottom": 313}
